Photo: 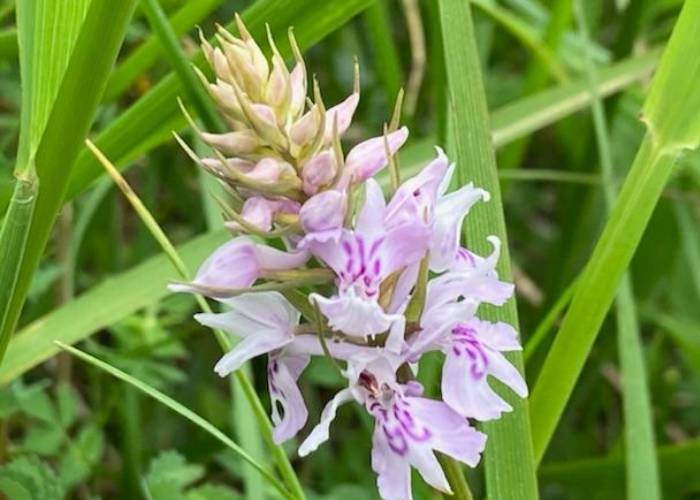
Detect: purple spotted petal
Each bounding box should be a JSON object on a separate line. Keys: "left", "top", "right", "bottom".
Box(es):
{"left": 269, "top": 353, "right": 310, "bottom": 443}
{"left": 385, "top": 147, "right": 449, "bottom": 228}
{"left": 371, "top": 430, "right": 412, "bottom": 500}
{"left": 407, "top": 397, "right": 486, "bottom": 466}
{"left": 441, "top": 318, "right": 527, "bottom": 420}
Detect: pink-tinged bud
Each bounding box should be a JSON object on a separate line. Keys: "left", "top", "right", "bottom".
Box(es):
{"left": 251, "top": 103, "right": 278, "bottom": 127}
{"left": 247, "top": 158, "right": 297, "bottom": 184}
{"left": 201, "top": 157, "right": 255, "bottom": 177}
{"left": 229, "top": 197, "right": 301, "bottom": 232}
{"left": 169, "top": 236, "right": 310, "bottom": 294}
{"left": 266, "top": 55, "right": 291, "bottom": 112}
{"left": 211, "top": 47, "right": 233, "bottom": 82}
{"left": 289, "top": 106, "right": 320, "bottom": 146}
{"left": 343, "top": 126, "right": 409, "bottom": 184}
{"left": 299, "top": 190, "right": 346, "bottom": 236}
{"left": 201, "top": 130, "right": 259, "bottom": 156}
{"left": 324, "top": 93, "right": 359, "bottom": 142}
{"left": 208, "top": 81, "right": 243, "bottom": 119}
{"left": 302, "top": 150, "right": 337, "bottom": 195}
{"left": 289, "top": 63, "right": 307, "bottom": 118}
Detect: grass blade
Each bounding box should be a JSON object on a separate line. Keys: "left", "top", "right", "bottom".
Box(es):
{"left": 0, "top": 0, "right": 138, "bottom": 367}
{"left": 140, "top": 0, "right": 222, "bottom": 133}
{"left": 56, "top": 341, "right": 293, "bottom": 499}
{"left": 438, "top": 0, "right": 538, "bottom": 498}
{"left": 573, "top": 2, "right": 660, "bottom": 498}
{"left": 0, "top": 172, "right": 37, "bottom": 363}
{"left": 103, "top": 0, "right": 224, "bottom": 102}
{"left": 530, "top": 0, "right": 700, "bottom": 462}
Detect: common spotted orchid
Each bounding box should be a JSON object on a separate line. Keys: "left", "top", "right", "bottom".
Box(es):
{"left": 173, "top": 20, "right": 529, "bottom": 500}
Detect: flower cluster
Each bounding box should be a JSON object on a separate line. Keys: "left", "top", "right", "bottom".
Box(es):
{"left": 173, "top": 19, "right": 527, "bottom": 500}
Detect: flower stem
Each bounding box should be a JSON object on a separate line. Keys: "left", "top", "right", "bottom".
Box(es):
{"left": 438, "top": 454, "right": 474, "bottom": 500}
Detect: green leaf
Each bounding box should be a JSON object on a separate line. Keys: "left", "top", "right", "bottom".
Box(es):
{"left": 58, "top": 342, "right": 293, "bottom": 499}
{"left": 58, "top": 424, "right": 105, "bottom": 489}
{"left": 0, "top": 230, "right": 228, "bottom": 385}
{"left": 145, "top": 450, "right": 205, "bottom": 500}
{"left": 186, "top": 484, "right": 242, "bottom": 500}
{"left": 438, "top": 0, "right": 538, "bottom": 499}
{"left": 0, "top": 455, "right": 64, "bottom": 500}
{"left": 0, "top": 0, "right": 139, "bottom": 370}
{"left": 56, "top": 382, "right": 80, "bottom": 428}
{"left": 530, "top": 0, "right": 700, "bottom": 462}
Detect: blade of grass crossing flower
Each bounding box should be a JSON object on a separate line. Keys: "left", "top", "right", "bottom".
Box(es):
{"left": 103, "top": 0, "right": 225, "bottom": 102}
{"left": 86, "top": 142, "right": 306, "bottom": 500}
{"left": 438, "top": 0, "right": 539, "bottom": 499}
{"left": 0, "top": 0, "right": 138, "bottom": 369}
{"left": 574, "top": 2, "right": 660, "bottom": 497}
{"left": 56, "top": 342, "right": 294, "bottom": 500}
{"left": 530, "top": 0, "right": 700, "bottom": 462}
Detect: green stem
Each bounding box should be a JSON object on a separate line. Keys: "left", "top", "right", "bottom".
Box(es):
{"left": 438, "top": 454, "right": 474, "bottom": 500}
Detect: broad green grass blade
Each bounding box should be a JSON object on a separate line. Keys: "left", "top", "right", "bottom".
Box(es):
{"left": 0, "top": 230, "right": 228, "bottom": 385}
{"left": 103, "top": 0, "right": 224, "bottom": 102}
{"left": 539, "top": 438, "right": 700, "bottom": 498}
{"left": 15, "top": 0, "right": 91, "bottom": 168}
{"left": 491, "top": 48, "right": 659, "bottom": 148}
{"left": 438, "top": 0, "right": 538, "bottom": 498}
{"left": 530, "top": 0, "right": 700, "bottom": 462}
{"left": 0, "top": 0, "right": 138, "bottom": 367}
{"left": 574, "top": 2, "right": 660, "bottom": 498}
{"left": 57, "top": 342, "right": 294, "bottom": 500}
{"left": 64, "top": 0, "right": 373, "bottom": 202}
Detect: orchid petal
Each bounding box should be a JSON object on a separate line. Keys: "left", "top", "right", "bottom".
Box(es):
{"left": 298, "top": 388, "right": 354, "bottom": 456}
{"left": 344, "top": 127, "right": 409, "bottom": 184}
{"left": 430, "top": 183, "right": 490, "bottom": 272}
{"left": 269, "top": 353, "right": 310, "bottom": 443}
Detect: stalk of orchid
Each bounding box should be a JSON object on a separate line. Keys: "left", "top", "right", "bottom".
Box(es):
{"left": 171, "top": 16, "right": 528, "bottom": 500}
